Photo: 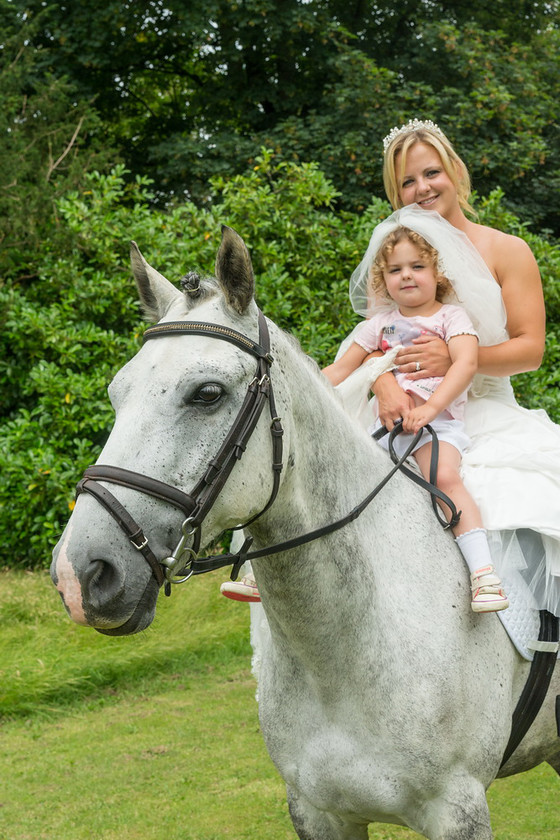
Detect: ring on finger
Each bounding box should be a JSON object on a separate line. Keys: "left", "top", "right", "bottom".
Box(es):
{"left": 415, "top": 361, "right": 421, "bottom": 372}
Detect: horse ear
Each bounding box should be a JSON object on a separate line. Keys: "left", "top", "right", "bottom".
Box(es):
{"left": 215, "top": 226, "right": 255, "bottom": 315}
{"left": 130, "top": 241, "right": 183, "bottom": 321}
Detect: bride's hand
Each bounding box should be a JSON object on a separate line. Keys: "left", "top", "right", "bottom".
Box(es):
{"left": 396, "top": 336, "right": 451, "bottom": 380}
{"left": 372, "top": 373, "right": 415, "bottom": 431}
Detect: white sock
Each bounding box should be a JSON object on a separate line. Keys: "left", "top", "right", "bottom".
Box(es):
{"left": 455, "top": 528, "right": 493, "bottom": 575}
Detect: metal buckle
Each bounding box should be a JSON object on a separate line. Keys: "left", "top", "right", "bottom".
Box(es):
{"left": 130, "top": 533, "right": 149, "bottom": 551}
{"left": 161, "top": 517, "right": 198, "bottom": 585}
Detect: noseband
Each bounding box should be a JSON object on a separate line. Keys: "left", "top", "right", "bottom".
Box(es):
{"left": 76, "top": 310, "right": 284, "bottom": 595}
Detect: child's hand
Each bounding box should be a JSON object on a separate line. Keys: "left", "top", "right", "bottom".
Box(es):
{"left": 402, "top": 404, "right": 437, "bottom": 435}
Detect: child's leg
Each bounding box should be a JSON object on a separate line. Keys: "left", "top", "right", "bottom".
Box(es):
{"left": 414, "top": 442, "right": 509, "bottom": 612}
{"left": 413, "top": 441, "right": 480, "bottom": 537}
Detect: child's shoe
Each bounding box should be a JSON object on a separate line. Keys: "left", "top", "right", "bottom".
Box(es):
{"left": 220, "top": 574, "right": 260, "bottom": 603}
{"left": 470, "top": 565, "right": 509, "bottom": 613}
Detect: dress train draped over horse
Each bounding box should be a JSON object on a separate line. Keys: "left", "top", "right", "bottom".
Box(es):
{"left": 340, "top": 205, "right": 560, "bottom": 619}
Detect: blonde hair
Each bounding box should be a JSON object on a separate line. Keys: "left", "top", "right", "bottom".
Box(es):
{"left": 383, "top": 125, "right": 475, "bottom": 217}
{"left": 369, "top": 227, "right": 452, "bottom": 303}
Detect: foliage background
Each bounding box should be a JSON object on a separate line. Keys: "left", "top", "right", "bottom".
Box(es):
{"left": 0, "top": 1, "right": 559, "bottom": 568}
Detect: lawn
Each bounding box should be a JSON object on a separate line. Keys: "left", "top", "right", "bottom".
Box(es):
{"left": 0, "top": 569, "right": 558, "bottom": 839}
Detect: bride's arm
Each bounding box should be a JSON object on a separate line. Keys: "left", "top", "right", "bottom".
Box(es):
{"left": 477, "top": 235, "right": 545, "bottom": 376}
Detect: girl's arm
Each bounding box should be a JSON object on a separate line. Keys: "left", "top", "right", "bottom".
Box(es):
{"left": 371, "top": 367, "right": 416, "bottom": 430}
{"left": 402, "top": 334, "right": 478, "bottom": 434}
{"left": 322, "top": 342, "right": 369, "bottom": 386}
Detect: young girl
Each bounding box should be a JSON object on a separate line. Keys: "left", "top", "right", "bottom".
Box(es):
{"left": 324, "top": 225, "right": 509, "bottom": 613}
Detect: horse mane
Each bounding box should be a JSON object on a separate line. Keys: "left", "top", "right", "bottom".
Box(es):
{"left": 281, "top": 328, "right": 335, "bottom": 391}
{"left": 269, "top": 322, "right": 358, "bottom": 434}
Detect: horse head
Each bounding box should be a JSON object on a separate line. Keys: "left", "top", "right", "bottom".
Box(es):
{"left": 51, "top": 227, "right": 290, "bottom": 635}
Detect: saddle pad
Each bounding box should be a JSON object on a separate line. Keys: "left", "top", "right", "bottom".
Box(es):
{"left": 498, "top": 568, "right": 560, "bottom": 661}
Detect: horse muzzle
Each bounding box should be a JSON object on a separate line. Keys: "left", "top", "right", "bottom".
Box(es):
{"left": 51, "top": 515, "right": 160, "bottom": 635}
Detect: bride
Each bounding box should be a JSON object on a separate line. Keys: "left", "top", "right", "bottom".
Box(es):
{"left": 349, "top": 119, "right": 560, "bottom": 619}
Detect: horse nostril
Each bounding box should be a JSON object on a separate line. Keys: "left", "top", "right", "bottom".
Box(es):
{"left": 82, "top": 558, "right": 126, "bottom": 612}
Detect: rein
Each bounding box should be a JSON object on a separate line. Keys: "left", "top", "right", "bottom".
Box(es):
{"left": 191, "top": 421, "right": 459, "bottom": 580}
{"left": 76, "top": 313, "right": 459, "bottom": 593}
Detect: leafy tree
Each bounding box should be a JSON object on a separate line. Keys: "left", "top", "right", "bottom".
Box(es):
{"left": 403, "top": 23, "right": 560, "bottom": 228}
{"left": 244, "top": 22, "right": 560, "bottom": 229}
{"left": 0, "top": 2, "right": 120, "bottom": 278}
{"left": 8, "top": 0, "right": 560, "bottom": 232}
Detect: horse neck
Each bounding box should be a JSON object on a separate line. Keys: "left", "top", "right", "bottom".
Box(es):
{"left": 249, "top": 334, "right": 394, "bottom": 630}
{"left": 246, "top": 330, "right": 466, "bottom": 688}
{"left": 266, "top": 332, "right": 380, "bottom": 525}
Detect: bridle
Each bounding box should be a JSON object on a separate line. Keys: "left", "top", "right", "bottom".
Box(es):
{"left": 76, "top": 310, "right": 284, "bottom": 595}
{"left": 76, "top": 310, "right": 458, "bottom": 596}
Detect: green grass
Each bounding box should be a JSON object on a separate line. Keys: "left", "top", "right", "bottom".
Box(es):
{"left": 0, "top": 569, "right": 558, "bottom": 839}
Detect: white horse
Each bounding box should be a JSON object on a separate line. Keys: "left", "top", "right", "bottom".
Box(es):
{"left": 51, "top": 228, "right": 559, "bottom": 840}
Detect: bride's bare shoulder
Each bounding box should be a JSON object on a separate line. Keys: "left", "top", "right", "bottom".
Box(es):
{"left": 464, "top": 221, "right": 536, "bottom": 282}
{"left": 466, "top": 220, "right": 520, "bottom": 247}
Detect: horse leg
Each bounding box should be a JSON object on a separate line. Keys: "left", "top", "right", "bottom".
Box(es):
{"left": 415, "top": 776, "right": 493, "bottom": 840}
{"left": 287, "top": 786, "right": 368, "bottom": 840}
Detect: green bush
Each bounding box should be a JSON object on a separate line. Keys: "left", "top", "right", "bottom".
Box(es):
{"left": 0, "top": 156, "right": 558, "bottom": 568}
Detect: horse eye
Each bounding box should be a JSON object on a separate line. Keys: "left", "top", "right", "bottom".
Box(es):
{"left": 192, "top": 383, "right": 224, "bottom": 405}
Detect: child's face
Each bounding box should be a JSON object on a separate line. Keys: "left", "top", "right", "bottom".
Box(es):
{"left": 383, "top": 239, "right": 438, "bottom": 316}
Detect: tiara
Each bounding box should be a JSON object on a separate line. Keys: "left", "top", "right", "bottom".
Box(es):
{"left": 383, "top": 119, "right": 444, "bottom": 153}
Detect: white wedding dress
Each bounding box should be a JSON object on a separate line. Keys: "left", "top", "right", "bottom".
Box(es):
{"left": 338, "top": 205, "right": 560, "bottom": 618}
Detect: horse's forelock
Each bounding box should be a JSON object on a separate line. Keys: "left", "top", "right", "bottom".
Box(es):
{"left": 180, "top": 274, "right": 222, "bottom": 311}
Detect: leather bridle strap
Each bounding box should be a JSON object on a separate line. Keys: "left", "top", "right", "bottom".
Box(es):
{"left": 75, "top": 309, "right": 284, "bottom": 592}
{"left": 154, "top": 310, "right": 283, "bottom": 533}
{"left": 189, "top": 422, "right": 457, "bottom": 577}
{"left": 79, "top": 465, "right": 197, "bottom": 514}
{"left": 142, "top": 318, "right": 273, "bottom": 359}
{"left": 76, "top": 474, "right": 168, "bottom": 588}
{"left": 184, "top": 348, "right": 283, "bottom": 529}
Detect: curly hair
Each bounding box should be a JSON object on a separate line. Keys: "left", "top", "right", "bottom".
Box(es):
{"left": 369, "top": 227, "right": 452, "bottom": 304}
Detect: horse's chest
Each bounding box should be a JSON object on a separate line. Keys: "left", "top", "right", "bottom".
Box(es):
{"left": 267, "top": 713, "right": 418, "bottom": 821}
{"left": 258, "top": 683, "right": 423, "bottom": 821}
